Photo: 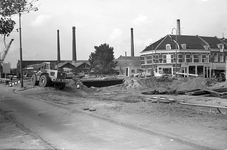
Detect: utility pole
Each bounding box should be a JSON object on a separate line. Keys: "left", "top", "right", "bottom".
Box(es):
{"left": 171, "top": 28, "right": 178, "bottom": 75}
{"left": 19, "top": 12, "right": 23, "bottom": 88}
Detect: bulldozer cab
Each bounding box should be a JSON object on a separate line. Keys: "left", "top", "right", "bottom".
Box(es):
{"left": 36, "top": 62, "right": 55, "bottom": 70}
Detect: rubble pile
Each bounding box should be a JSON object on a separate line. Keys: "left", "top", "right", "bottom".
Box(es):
{"left": 67, "top": 75, "right": 227, "bottom": 98}
{"left": 121, "top": 78, "right": 147, "bottom": 90}
{"left": 170, "top": 77, "right": 208, "bottom": 92}
{"left": 139, "top": 77, "right": 207, "bottom": 92}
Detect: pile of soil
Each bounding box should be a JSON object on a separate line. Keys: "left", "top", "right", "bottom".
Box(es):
{"left": 67, "top": 76, "right": 226, "bottom": 97}
{"left": 120, "top": 77, "right": 208, "bottom": 92}
{"left": 121, "top": 77, "right": 147, "bottom": 90}
{"left": 170, "top": 77, "right": 208, "bottom": 91}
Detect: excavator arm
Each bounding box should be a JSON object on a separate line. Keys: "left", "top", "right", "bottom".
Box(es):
{"left": 0, "top": 39, "right": 14, "bottom": 62}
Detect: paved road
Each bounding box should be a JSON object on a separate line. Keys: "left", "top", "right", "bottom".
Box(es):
{"left": 0, "top": 85, "right": 215, "bottom": 150}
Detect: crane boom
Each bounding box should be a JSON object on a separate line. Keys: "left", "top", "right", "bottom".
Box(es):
{"left": 0, "top": 39, "right": 14, "bottom": 62}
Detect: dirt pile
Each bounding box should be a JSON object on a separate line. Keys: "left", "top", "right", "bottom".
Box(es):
{"left": 121, "top": 77, "right": 147, "bottom": 90}
{"left": 67, "top": 76, "right": 213, "bottom": 94}
{"left": 121, "top": 77, "right": 209, "bottom": 93}
{"left": 170, "top": 77, "right": 208, "bottom": 91}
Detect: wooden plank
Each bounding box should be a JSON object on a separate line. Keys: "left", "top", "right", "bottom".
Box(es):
{"left": 202, "top": 89, "right": 220, "bottom": 97}
{"left": 211, "top": 87, "right": 227, "bottom": 93}
{"left": 180, "top": 102, "right": 227, "bottom": 109}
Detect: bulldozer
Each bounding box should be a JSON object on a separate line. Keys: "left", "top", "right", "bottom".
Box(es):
{"left": 31, "top": 62, "right": 67, "bottom": 90}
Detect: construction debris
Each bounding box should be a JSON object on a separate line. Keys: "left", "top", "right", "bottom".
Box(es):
{"left": 137, "top": 76, "right": 227, "bottom": 98}
{"left": 150, "top": 96, "right": 177, "bottom": 104}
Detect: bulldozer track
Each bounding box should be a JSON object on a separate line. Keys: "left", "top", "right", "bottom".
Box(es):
{"left": 0, "top": 108, "right": 58, "bottom": 150}
{"left": 24, "top": 95, "right": 218, "bottom": 150}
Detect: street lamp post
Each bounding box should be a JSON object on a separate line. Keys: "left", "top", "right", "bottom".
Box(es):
{"left": 171, "top": 28, "right": 178, "bottom": 75}
{"left": 19, "top": 12, "right": 23, "bottom": 88}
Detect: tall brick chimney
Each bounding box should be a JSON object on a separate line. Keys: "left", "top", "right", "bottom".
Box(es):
{"left": 177, "top": 19, "right": 181, "bottom": 35}
{"left": 57, "top": 30, "right": 61, "bottom": 63}
{"left": 72, "top": 26, "right": 77, "bottom": 61}
{"left": 131, "top": 28, "right": 134, "bottom": 57}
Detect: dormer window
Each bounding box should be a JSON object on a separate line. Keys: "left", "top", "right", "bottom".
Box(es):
{"left": 166, "top": 44, "right": 171, "bottom": 50}
{"left": 217, "top": 43, "right": 224, "bottom": 52}
{"left": 181, "top": 44, "right": 187, "bottom": 50}
{"left": 203, "top": 45, "right": 210, "bottom": 50}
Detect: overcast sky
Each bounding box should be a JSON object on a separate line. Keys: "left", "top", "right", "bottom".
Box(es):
{"left": 1, "top": 0, "right": 227, "bottom": 67}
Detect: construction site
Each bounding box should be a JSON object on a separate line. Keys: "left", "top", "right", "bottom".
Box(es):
{"left": 1, "top": 32, "right": 227, "bottom": 149}
{"left": 0, "top": 18, "right": 227, "bottom": 150}
{"left": 0, "top": 68, "right": 227, "bottom": 149}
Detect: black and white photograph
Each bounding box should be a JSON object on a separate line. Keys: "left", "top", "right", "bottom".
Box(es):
{"left": 0, "top": 0, "right": 227, "bottom": 149}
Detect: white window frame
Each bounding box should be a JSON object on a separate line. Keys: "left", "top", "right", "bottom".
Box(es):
{"left": 166, "top": 44, "right": 171, "bottom": 50}
{"left": 214, "top": 54, "right": 218, "bottom": 62}
{"left": 185, "top": 54, "right": 191, "bottom": 62}
{"left": 181, "top": 44, "right": 187, "bottom": 50}
{"left": 220, "top": 54, "right": 224, "bottom": 62}
{"left": 193, "top": 54, "right": 199, "bottom": 63}
{"left": 162, "top": 54, "right": 167, "bottom": 63}
{"left": 178, "top": 54, "right": 183, "bottom": 63}
{"left": 218, "top": 44, "right": 224, "bottom": 52}
{"left": 201, "top": 54, "right": 208, "bottom": 63}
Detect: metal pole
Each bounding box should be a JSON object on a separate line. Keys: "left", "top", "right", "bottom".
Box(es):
{"left": 171, "top": 28, "right": 178, "bottom": 75}
{"left": 175, "top": 34, "right": 178, "bottom": 74}
{"left": 225, "top": 60, "right": 227, "bottom": 81}
{"left": 57, "top": 30, "right": 60, "bottom": 63}
{"left": 19, "top": 13, "right": 23, "bottom": 88}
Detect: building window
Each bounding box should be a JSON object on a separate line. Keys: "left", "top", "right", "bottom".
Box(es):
{"left": 214, "top": 54, "right": 218, "bottom": 62}
{"left": 203, "top": 45, "right": 209, "bottom": 50}
{"left": 218, "top": 44, "right": 224, "bottom": 52}
{"left": 193, "top": 54, "right": 199, "bottom": 63}
{"left": 166, "top": 44, "right": 171, "bottom": 50}
{"left": 225, "top": 55, "right": 227, "bottom": 62}
{"left": 220, "top": 54, "right": 224, "bottom": 62}
{"left": 186, "top": 54, "right": 191, "bottom": 62}
{"left": 201, "top": 54, "right": 208, "bottom": 63}
{"left": 147, "top": 60, "right": 152, "bottom": 64}
{"left": 162, "top": 54, "right": 167, "bottom": 63}
{"left": 181, "top": 44, "right": 187, "bottom": 50}
{"left": 166, "top": 54, "right": 171, "bottom": 63}
{"left": 159, "top": 55, "right": 163, "bottom": 63}
{"left": 171, "top": 54, "right": 175, "bottom": 63}
{"left": 141, "top": 56, "right": 145, "bottom": 64}
{"left": 154, "top": 54, "right": 159, "bottom": 63}
{"left": 178, "top": 54, "right": 183, "bottom": 63}
{"left": 146, "top": 55, "right": 153, "bottom": 64}
{"left": 146, "top": 55, "right": 152, "bottom": 60}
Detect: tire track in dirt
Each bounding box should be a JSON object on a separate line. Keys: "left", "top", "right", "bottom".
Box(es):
{"left": 24, "top": 94, "right": 218, "bottom": 150}
{"left": 0, "top": 108, "right": 58, "bottom": 150}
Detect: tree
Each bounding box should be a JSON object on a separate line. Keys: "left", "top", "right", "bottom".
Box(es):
{"left": 89, "top": 43, "right": 117, "bottom": 74}
{"left": 0, "top": 0, "right": 38, "bottom": 87}
{"left": 0, "top": 0, "right": 38, "bottom": 39}
{"left": 0, "top": 17, "right": 15, "bottom": 37}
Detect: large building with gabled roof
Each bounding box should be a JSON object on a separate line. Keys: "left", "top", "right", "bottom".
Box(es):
{"left": 141, "top": 34, "right": 227, "bottom": 77}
